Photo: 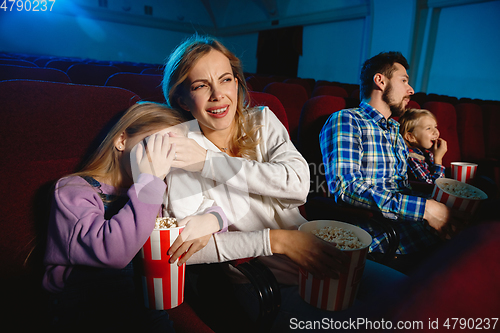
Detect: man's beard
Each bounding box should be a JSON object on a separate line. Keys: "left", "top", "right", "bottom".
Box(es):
{"left": 382, "top": 82, "right": 409, "bottom": 117}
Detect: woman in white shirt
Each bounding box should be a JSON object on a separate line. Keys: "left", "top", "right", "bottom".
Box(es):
{"left": 162, "top": 34, "right": 405, "bottom": 330}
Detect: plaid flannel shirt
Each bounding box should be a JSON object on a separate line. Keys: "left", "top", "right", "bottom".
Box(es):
{"left": 407, "top": 147, "right": 445, "bottom": 184}
{"left": 319, "top": 101, "right": 440, "bottom": 254}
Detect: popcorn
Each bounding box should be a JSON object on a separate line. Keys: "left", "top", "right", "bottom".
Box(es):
{"left": 154, "top": 217, "right": 177, "bottom": 229}
{"left": 439, "top": 180, "right": 483, "bottom": 200}
{"left": 312, "top": 226, "right": 364, "bottom": 250}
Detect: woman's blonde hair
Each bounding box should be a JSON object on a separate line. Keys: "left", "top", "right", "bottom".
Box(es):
{"left": 162, "top": 34, "right": 260, "bottom": 159}
{"left": 399, "top": 108, "right": 437, "bottom": 145}
{"left": 73, "top": 102, "right": 186, "bottom": 186}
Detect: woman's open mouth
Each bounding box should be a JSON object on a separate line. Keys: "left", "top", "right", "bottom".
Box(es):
{"left": 206, "top": 105, "right": 229, "bottom": 118}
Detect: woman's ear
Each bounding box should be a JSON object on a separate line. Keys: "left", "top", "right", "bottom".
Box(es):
{"left": 115, "top": 132, "right": 127, "bottom": 151}
{"left": 177, "top": 96, "right": 190, "bottom": 112}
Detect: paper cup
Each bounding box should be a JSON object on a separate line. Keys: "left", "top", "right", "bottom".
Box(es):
{"left": 451, "top": 162, "right": 477, "bottom": 184}
{"left": 432, "top": 178, "right": 487, "bottom": 214}
{"left": 298, "top": 220, "right": 372, "bottom": 311}
{"left": 137, "top": 226, "right": 185, "bottom": 310}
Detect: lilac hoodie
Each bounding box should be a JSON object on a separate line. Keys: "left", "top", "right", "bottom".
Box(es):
{"left": 43, "top": 172, "right": 228, "bottom": 294}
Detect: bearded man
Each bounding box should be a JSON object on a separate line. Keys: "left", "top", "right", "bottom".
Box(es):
{"left": 320, "top": 52, "right": 454, "bottom": 256}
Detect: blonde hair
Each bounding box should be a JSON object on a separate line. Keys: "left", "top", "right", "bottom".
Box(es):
{"left": 73, "top": 102, "right": 186, "bottom": 187}
{"left": 163, "top": 34, "right": 260, "bottom": 159}
{"left": 399, "top": 108, "right": 437, "bottom": 145}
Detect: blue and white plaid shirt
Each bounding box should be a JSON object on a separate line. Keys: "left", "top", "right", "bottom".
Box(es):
{"left": 320, "top": 101, "right": 440, "bottom": 254}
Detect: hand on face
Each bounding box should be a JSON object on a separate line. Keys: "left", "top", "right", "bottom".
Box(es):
{"left": 168, "top": 132, "right": 207, "bottom": 173}
{"left": 130, "top": 133, "right": 176, "bottom": 181}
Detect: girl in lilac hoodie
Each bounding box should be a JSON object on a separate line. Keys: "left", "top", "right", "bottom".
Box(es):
{"left": 42, "top": 102, "right": 226, "bottom": 332}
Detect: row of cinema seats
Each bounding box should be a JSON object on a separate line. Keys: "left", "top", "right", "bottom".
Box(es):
{"left": 2, "top": 51, "right": 499, "bottom": 206}
{"left": 248, "top": 78, "right": 500, "bottom": 174}
{"left": 1, "top": 50, "right": 499, "bottom": 327}
{"left": 0, "top": 52, "right": 166, "bottom": 103}
{"left": 0, "top": 79, "right": 286, "bottom": 333}
{"left": 0, "top": 80, "right": 214, "bottom": 333}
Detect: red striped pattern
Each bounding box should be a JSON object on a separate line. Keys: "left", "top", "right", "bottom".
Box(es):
{"left": 138, "top": 227, "right": 185, "bottom": 310}
{"left": 298, "top": 246, "right": 369, "bottom": 311}
{"left": 451, "top": 162, "right": 477, "bottom": 184}
{"left": 432, "top": 180, "right": 482, "bottom": 214}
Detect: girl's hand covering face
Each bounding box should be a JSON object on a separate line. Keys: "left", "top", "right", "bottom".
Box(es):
{"left": 131, "top": 133, "right": 176, "bottom": 181}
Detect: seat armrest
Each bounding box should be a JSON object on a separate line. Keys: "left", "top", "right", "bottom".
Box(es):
{"left": 230, "top": 258, "right": 281, "bottom": 332}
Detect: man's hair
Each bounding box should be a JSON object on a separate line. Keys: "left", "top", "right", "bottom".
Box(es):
{"left": 359, "top": 51, "right": 409, "bottom": 100}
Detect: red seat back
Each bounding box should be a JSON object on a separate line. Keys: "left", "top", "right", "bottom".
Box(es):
{"left": 0, "top": 58, "right": 37, "bottom": 67}
{"left": 455, "top": 103, "right": 485, "bottom": 162}
{"left": 481, "top": 103, "right": 500, "bottom": 159}
{"left": 67, "top": 64, "right": 121, "bottom": 86}
{"left": 407, "top": 100, "right": 421, "bottom": 109}
{"left": 245, "top": 75, "right": 275, "bottom": 92}
{"left": 0, "top": 80, "right": 140, "bottom": 277}
{"left": 311, "top": 85, "right": 349, "bottom": 98}
{"left": 298, "top": 96, "right": 346, "bottom": 197}
{"left": 283, "top": 78, "right": 316, "bottom": 97}
{"left": 263, "top": 82, "right": 308, "bottom": 141}
{"left": 248, "top": 91, "right": 289, "bottom": 134}
{"left": 0, "top": 64, "right": 71, "bottom": 83}
{"left": 45, "top": 59, "right": 83, "bottom": 71}
{"left": 105, "top": 73, "right": 165, "bottom": 103}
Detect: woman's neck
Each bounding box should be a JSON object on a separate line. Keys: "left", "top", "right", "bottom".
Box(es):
{"left": 200, "top": 123, "right": 235, "bottom": 153}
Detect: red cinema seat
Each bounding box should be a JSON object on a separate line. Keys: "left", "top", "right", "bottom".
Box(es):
{"left": 105, "top": 73, "right": 165, "bottom": 103}
{"left": 482, "top": 103, "right": 500, "bottom": 159}
{"left": 45, "top": 59, "right": 83, "bottom": 72}
{"left": 407, "top": 100, "right": 421, "bottom": 109}
{"left": 248, "top": 91, "right": 289, "bottom": 135}
{"left": 0, "top": 80, "right": 215, "bottom": 333}
{"left": 245, "top": 75, "right": 275, "bottom": 92}
{"left": 263, "top": 82, "right": 308, "bottom": 142}
{"left": 0, "top": 58, "right": 37, "bottom": 67}
{"left": 0, "top": 65, "right": 71, "bottom": 83}
{"left": 455, "top": 103, "right": 485, "bottom": 162}
{"left": 67, "top": 64, "right": 121, "bottom": 86}
{"left": 311, "top": 85, "right": 349, "bottom": 98}
{"left": 297, "top": 95, "right": 346, "bottom": 196}
{"left": 284, "top": 77, "right": 316, "bottom": 97}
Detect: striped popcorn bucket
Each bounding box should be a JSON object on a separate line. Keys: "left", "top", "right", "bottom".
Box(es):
{"left": 432, "top": 178, "right": 487, "bottom": 214}
{"left": 451, "top": 162, "right": 477, "bottom": 184}
{"left": 298, "top": 220, "right": 372, "bottom": 311}
{"left": 138, "top": 226, "right": 185, "bottom": 310}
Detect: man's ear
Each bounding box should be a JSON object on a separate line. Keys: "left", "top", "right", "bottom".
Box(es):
{"left": 115, "top": 132, "right": 127, "bottom": 151}
{"left": 373, "top": 73, "right": 386, "bottom": 91}
{"left": 177, "top": 96, "right": 190, "bottom": 112}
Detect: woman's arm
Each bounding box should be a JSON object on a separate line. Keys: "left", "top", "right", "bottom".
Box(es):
{"left": 171, "top": 108, "right": 310, "bottom": 205}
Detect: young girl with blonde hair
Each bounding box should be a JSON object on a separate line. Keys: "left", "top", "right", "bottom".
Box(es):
{"left": 399, "top": 108, "right": 448, "bottom": 184}
{"left": 42, "top": 102, "right": 226, "bottom": 332}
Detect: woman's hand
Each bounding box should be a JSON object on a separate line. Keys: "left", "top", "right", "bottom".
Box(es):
{"left": 132, "top": 133, "right": 175, "bottom": 180}
{"left": 167, "top": 213, "right": 220, "bottom": 265}
{"left": 431, "top": 138, "right": 447, "bottom": 165}
{"left": 270, "top": 229, "right": 349, "bottom": 279}
{"left": 169, "top": 133, "right": 207, "bottom": 173}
